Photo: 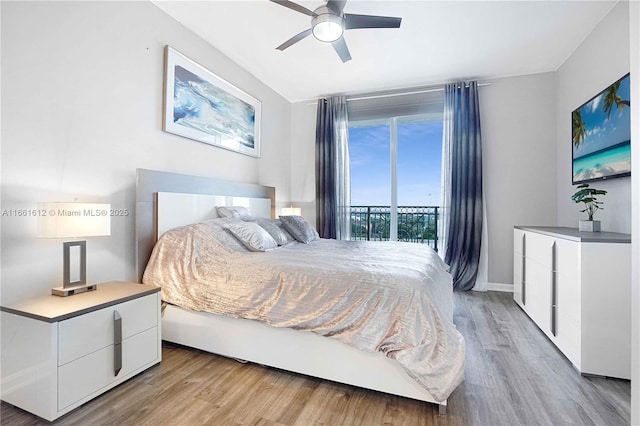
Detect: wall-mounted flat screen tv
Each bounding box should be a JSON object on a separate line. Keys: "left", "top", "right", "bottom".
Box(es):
{"left": 572, "top": 73, "right": 631, "bottom": 184}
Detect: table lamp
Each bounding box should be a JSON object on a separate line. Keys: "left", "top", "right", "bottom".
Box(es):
{"left": 38, "top": 202, "right": 111, "bottom": 296}
{"left": 281, "top": 206, "right": 302, "bottom": 216}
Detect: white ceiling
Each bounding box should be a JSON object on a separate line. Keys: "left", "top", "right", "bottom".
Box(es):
{"left": 153, "top": 0, "right": 618, "bottom": 102}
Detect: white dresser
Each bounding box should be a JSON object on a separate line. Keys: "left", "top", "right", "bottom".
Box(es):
{"left": 1, "top": 281, "right": 161, "bottom": 421}
{"left": 513, "top": 227, "right": 631, "bottom": 379}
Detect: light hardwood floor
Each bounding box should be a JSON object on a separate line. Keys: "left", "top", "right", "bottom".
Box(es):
{"left": 1, "top": 291, "right": 630, "bottom": 425}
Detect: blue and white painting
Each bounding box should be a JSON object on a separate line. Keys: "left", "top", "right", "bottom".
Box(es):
{"left": 572, "top": 74, "right": 631, "bottom": 183}
{"left": 164, "top": 46, "right": 261, "bottom": 157}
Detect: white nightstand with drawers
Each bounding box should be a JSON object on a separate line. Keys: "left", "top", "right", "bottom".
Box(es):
{"left": 1, "top": 281, "right": 161, "bottom": 421}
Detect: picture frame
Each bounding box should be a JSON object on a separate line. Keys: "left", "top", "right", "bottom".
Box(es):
{"left": 163, "top": 46, "right": 261, "bottom": 157}
{"left": 571, "top": 73, "right": 631, "bottom": 184}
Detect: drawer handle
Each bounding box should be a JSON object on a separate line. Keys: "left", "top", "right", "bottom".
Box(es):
{"left": 114, "top": 310, "right": 122, "bottom": 376}
{"left": 551, "top": 242, "right": 558, "bottom": 337}
{"left": 521, "top": 234, "right": 526, "bottom": 305}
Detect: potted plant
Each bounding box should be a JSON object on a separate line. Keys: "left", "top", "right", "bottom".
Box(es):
{"left": 571, "top": 183, "right": 607, "bottom": 232}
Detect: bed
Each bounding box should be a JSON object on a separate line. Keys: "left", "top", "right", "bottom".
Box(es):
{"left": 135, "top": 168, "right": 464, "bottom": 413}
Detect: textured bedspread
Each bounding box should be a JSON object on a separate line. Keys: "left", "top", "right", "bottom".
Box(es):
{"left": 143, "top": 220, "right": 465, "bottom": 401}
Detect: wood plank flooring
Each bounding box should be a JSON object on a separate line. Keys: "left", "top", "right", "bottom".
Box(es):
{"left": 1, "top": 291, "right": 630, "bottom": 425}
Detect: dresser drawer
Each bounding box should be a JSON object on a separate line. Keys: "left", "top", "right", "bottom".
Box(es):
{"left": 58, "top": 293, "right": 158, "bottom": 365}
{"left": 553, "top": 313, "right": 580, "bottom": 368}
{"left": 525, "top": 232, "right": 554, "bottom": 268}
{"left": 58, "top": 326, "right": 158, "bottom": 410}
{"left": 555, "top": 238, "right": 580, "bottom": 279}
{"left": 514, "top": 228, "right": 525, "bottom": 256}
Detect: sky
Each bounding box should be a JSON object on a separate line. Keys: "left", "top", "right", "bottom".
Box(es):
{"left": 573, "top": 74, "right": 631, "bottom": 158}
{"left": 349, "top": 120, "right": 443, "bottom": 206}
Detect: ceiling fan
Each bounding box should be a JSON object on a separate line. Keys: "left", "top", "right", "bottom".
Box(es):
{"left": 270, "top": 0, "right": 402, "bottom": 63}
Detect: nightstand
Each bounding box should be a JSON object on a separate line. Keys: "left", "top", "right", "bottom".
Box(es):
{"left": 1, "top": 281, "right": 161, "bottom": 421}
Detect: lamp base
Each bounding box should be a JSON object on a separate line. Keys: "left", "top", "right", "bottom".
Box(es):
{"left": 51, "top": 283, "right": 98, "bottom": 297}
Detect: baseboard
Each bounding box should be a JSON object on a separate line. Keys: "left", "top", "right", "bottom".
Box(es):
{"left": 487, "top": 282, "right": 513, "bottom": 292}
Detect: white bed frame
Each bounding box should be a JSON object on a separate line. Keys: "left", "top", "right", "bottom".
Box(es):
{"left": 135, "top": 169, "right": 446, "bottom": 413}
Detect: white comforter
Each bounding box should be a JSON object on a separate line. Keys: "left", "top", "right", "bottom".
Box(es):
{"left": 143, "top": 220, "right": 465, "bottom": 401}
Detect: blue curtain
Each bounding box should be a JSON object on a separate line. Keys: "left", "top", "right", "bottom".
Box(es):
{"left": 316, "top": 96, "right": 351, "bottom": 239}
{"left": 443, "top": 82, "right": 483, "bottom": 291}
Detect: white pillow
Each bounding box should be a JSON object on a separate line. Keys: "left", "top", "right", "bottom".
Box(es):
{"left": 279, "top": 215, "right": 320, "bottom": 244}
{"left": 216, "top": 206, "right": 251, "bottom": 219}
{"left": 201, "top": 218, "right": 250, "bottom": 252}
{"left": 225, "top": 222, "right": 278, "bottom": 252}
{"left": 254, "top": 219, "right": 293, "bottom": 246}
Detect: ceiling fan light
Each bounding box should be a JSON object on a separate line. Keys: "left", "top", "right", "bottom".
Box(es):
{"left": 312, "top": 13, "right": 343, "bottom": 42}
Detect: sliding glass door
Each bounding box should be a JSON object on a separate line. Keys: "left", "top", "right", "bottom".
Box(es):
{"left": 349, "top": 115, "right": 442, "bottom": 249}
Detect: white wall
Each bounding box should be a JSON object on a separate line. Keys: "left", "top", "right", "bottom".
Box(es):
{"left": 480, "top": 73, "right": 558, "bottom": 285}
{"left": 0, "top": 1, "right": 292, "bottom": 304}
{"left": 629, "top": 1, "right": 639, "bottom": 423}
{"left": 556, "top": 2, "right": 631, "bottom": 233}
{"left": 290, "top": 101, "right": 317, "bottom": 226}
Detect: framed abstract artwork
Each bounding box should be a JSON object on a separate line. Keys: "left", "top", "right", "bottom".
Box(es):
{"left": 163, "top": 46, "right": 261, "bottom": 157}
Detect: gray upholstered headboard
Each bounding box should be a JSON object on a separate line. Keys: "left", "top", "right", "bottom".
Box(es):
{"left": 135, "top": 168, "right": 275, "bottom": 282}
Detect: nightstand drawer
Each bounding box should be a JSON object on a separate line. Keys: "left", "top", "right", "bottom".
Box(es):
{"left": 58, "top": 326, "right": 158, "bottom": 410}
{"left": 59, "top": 293, "right": 158, "bottom": 365}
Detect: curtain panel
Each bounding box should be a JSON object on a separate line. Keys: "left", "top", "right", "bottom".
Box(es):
{"left": 442, "top": 82, "right": 484, "bottom": 291}
{"left": 315, "top": 96, "right": 351, "bottom": 240}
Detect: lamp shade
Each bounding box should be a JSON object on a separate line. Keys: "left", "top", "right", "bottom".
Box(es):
{"left": 281, "top": 207, "right": 302, "bottom": 216}
{"left": 37, "top": 203, "right": 111, "bottom": 238}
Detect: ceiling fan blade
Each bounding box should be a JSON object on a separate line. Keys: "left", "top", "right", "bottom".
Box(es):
{"left": 269, "top": 0, "right": 316, "bottom": 17}
{"left": 276, "top": 28, "right": 313, "bottom": 50}
{"left": 332, "top": 37, "right": 352, "bottom": 63}
{"left": 344, "top": 13, "right": 402, "bottom": 30}
{"left": 326, "top": 0, "right": 347, "bottom": 14}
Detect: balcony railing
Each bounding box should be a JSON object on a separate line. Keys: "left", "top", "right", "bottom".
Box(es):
{"left": 350, "top": 206, "right": 439, "bottom": 251}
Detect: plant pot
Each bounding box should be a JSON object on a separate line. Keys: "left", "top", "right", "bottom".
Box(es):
{"left": 579, "top": 220, "right": 601, "bottom": 232}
